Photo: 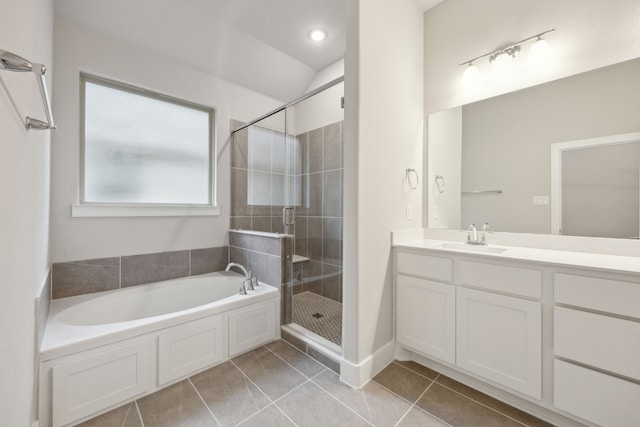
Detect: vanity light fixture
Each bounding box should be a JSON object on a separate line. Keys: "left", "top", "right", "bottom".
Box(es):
{"left": 459, "top": 29, "right": 555, "bottom": 70}
{"left": 308, "top": 28, "right": 327, "bottom": 42}
{"left": 463, "top": 62, "right": 480, "bottom": 82}
{"left": 528, "top": 35, "right": 552, "bottom": 63}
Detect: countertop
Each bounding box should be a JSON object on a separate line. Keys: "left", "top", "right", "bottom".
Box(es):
{"left": 393, "top": 238, "right": 640, "bottom": 276}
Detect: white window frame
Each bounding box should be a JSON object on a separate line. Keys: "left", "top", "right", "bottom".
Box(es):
{"left": 73, "top": 73, "right": 219, "bottom": 217}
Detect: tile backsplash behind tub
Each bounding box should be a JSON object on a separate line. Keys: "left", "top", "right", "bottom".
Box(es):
{"left": 52, "top": 246, "right": 228, "bottom": 299}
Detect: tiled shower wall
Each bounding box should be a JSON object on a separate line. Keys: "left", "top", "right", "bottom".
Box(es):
{"left": 294, "top": 121, "right": 343, "bottom": 303}
{"left": 230, "top": 120, "right": 343, "bottom": 303}
{"left": 51, "top": 247, "right": 228, "bottom": 299}
{"left": 227, "top": 230, "right": 293, "bottom": 324}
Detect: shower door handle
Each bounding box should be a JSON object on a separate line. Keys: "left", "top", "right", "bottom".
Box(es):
{"left": 282, "top": 207, "right": 295, "bottom": 226}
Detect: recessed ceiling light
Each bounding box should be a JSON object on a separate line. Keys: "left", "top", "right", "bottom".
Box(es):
{"left": 308, "top": 28, "right": 327, "bottom": 42}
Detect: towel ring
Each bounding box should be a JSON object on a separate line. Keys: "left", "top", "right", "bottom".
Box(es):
{"left": 435, "top": 175, "right": 445, "bottom": 193}
{"left": 406, "top": 168, "right": 419, "bottom": 189}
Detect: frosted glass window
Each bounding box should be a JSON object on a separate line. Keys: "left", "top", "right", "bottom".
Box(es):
{"left": 82, "top": 75, "right": 213, "bottom": 205}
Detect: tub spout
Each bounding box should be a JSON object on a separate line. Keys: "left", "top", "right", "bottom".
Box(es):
{"left": 225, "top": 262, "right": 250, "bottom": 278}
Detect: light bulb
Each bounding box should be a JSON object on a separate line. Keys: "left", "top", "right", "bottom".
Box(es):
{"left": 529, "top": 37, "right": 551, "bottom": 63}
{"left": 463, "top": 63, "right": 479, "bottom": 83}
{"left": 493, "top": 51, "right": 510, "bottom": 67}
{"left": 308, "top": 28, "right": 327, "bottom": 42}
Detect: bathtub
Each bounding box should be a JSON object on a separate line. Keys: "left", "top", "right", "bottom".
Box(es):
{"left": 39, "top": 271, "right": 280, "bottom": 427}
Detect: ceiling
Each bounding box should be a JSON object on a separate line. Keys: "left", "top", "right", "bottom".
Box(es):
{"left": 54, "top": 0, "right": 442, "bottom": 102}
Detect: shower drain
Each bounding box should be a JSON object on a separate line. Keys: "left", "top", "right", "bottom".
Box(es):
{"left": 311, "top": 312, "right": 324, "bottom": 319}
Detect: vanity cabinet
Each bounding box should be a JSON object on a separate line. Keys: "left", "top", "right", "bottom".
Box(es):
{"left": 456, "top": 287, "right": 541, "bottom": 399}
{"left": 553, "top": 272, "right": 640, "bottom": 425}
{"left": 394, "top": 237, "right": 640, "bottom": 426}
{"left": 396, "top": 275, "right": 456, "bottom": 364}
{"left": 395, "top": 249, "right": 542, "bottom": 400}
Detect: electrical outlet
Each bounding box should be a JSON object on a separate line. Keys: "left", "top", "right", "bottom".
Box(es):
{"left": 533, "top": 196, "right": 549, "bottom": 206}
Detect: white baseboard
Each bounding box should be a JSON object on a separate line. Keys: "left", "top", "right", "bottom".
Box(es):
{"left": 340, "top": 340, "right": 395, "bottom": 388}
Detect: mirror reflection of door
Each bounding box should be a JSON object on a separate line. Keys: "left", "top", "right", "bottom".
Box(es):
{"left": 558, "top": 138, "right": 640, "bottom": 239}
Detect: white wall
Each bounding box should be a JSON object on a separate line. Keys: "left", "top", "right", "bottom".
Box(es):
{"left": 51, "top": 20, "right": 283, "bottom": 262}
{"left": 0, "top": 0, "right": 53, "bottom": 424}
{"left": 424, "top": 0, "right": 640, "bottom": 114}
{"left": 342, "top": 0, "right": 423, "bottom": 381}
{"left": 426, "top": 107, "right": 461, "bottom": 229}
{"left": 306, "top": 58, "right": 345, "bottom": 92}
{"left": 290, "top": 82, "right": 344, "bottom": 135}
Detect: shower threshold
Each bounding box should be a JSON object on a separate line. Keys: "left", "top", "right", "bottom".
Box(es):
{"left": 282, "top": 323, "right": 342, "bottom": 370}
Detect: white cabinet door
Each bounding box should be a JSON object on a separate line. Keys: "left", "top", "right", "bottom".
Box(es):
{"left": 158, "top": 315, "right": 225, "bottom": 386}
{"left": 397, "top": 275, "right": 456, "bottom": 364}
{"left": 52, "top": 339, "right": 152, "bottom": 427}
{"left": 456, "top": 287, "right": 541, "bottom": 399}
{"left": 229, "top": 299, "right": 277, "bottom": 357}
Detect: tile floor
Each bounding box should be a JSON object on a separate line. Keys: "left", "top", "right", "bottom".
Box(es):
{"left": 292, "top": 292, "right": 342, "bottom": 346}
{"left": 77, "top": 340, "right": 553, "bottom": 427}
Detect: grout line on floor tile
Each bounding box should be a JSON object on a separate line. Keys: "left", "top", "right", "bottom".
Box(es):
{"left": 400, "top": 377, "right": 456, "bottom": 427}
{"left": 308, "top": 367, "right": 328, "bottom": 381}
{"left": 433, "top": 381, "right": 531, "bottom": 427}
{"left": 272, "top": 378, "right": 314, "bottom": 405}
{"left": 187, "top": 378, "right": 222, "bottom": 427}
{"left": 232, "top": 403, "right": 299, "bottom": 427}
{"left": 263, "top": 341, "right": 325, "bottom": 379}
{"left": 309, "top": 376, "right": 375, "bottom": 427}
{"left": 133, "top": 400, "right": 145, "bottom": 427}
{"left": 392, "top": 360, "right": 439, "bottom": 382}
{"left": 229, "top": 358, "right": 279, "bottom": 405}
{"left": 370, "top": 373, "right": 433, "bottom": 407}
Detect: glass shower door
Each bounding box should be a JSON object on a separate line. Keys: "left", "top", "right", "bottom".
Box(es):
{"left": 284, "top": 82, "right": 345, "bottom": 350}
{"left": 230, "top": 109, "right": 295, "bottom": 327}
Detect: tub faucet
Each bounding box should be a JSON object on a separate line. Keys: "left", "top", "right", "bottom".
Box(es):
{"left": 225, "top": 262, "right": 249, "bottom": 278}
{"left": 225, "top": 262, "right": 258, "bottom": 294}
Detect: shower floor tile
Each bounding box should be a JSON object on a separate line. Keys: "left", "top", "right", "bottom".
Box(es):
{"left": 78, "top": 341, "right": 553, "bottom": 427}
{"left": 292, "top": 291, "right": 342, "bottom": 346}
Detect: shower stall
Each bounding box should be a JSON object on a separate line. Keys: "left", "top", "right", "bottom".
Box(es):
{"left": 230, "top": 77, "right": 344, "bottom": 355}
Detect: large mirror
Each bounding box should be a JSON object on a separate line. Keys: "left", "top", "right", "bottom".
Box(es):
{"left": 426, "top": 57, "right": 640, "bottom": 239}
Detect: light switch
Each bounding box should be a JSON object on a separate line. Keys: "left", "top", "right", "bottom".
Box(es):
{"left": 406, "top": 203, "right": 413, "bottom": 220}
{"left": 533, "top": 196, "right": 549, "bottom": 206}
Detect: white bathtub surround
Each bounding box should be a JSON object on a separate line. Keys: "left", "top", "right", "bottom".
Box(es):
{"left": 392, "top": 228, "right": 640, "bottom": 427}
{"left": 39, "top": 271, "right": 279, "bottom": 427}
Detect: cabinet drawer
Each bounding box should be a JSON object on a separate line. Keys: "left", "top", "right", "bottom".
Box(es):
{"left": 396, "top": 275, "right": 456, "bottom": 364}
{"left": 554, "top": 359, "right": 640, "bottom": 427}
{"left": 158, "top": 315, "right": 225, "bottom": 386}
{"left": 52, "top": 339, "right": 151, "bottom": 427}
{"left": 459, "top": 261, "right": 541, "bottom": 299}
{"left": 229, "top": 299, "right": 277, "bottom": 357}
{"left": 555, "top": 273, "right": 640, "bottom": 319}
{"left": 554, "top": 306, "right": 640, "bottom": 381}
{"left": 396, "top": 251, "right": 452, "bottom": 282}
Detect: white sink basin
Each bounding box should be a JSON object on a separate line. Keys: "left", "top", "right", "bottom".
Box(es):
{"left": 436, "top": 243, "right": 508, "bottom": 254}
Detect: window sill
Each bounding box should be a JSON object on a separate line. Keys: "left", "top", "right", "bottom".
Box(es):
{"left": 71, "top": 204, "right": 221, "bottom": 218}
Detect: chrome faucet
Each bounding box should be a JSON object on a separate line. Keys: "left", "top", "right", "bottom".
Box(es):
{"left": 225, "top": 262, "right": 249, "bottom": 277}
{"left": 467, "top": 223, "right": 489, "bottom": 246}
{"left": 225, "top": 262, "right": 256, "bottom": 294}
